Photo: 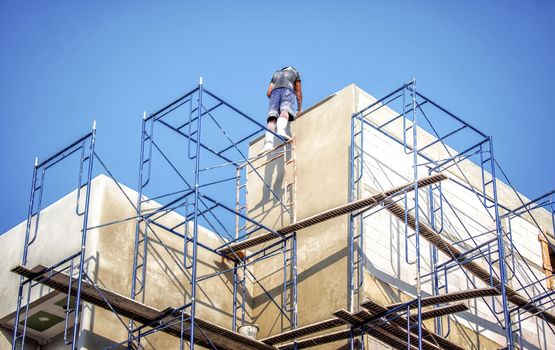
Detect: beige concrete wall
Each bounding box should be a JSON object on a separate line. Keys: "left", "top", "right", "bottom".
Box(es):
{"left": 246, "top": 84, "right": 553, "bottom": 349}
{"left": 246, "top": 85, "right": 357, "bottom": 347}
{"left": 87, "top": 176, "right": 237, "bottom": 349}
{"left": 0, "top": 175, "right": 236, "bottom": 349}
{"left": 0, "top": 187, "right": 91, "bottom": 322}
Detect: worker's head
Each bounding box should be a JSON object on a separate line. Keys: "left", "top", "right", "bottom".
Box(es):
{"left": 281, "top": 66, "right": 296, "bottom": 72}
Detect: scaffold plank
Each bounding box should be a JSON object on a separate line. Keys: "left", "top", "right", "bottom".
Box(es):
{"left": 261, "top": 295, "right": 467, "bottom": 348}
{"left": 260, "top": 318, "right": 347, "bottom": 345}
{"left": 420, "top": 303, "right": 468, "bottom": 320}
{"left": 332, "top": 309, "right": 365, "bottom": 325}
{"left": 11, "top": 265, "right": 276, "bottom": 350}
{"left": 275, "top": 328, "right": 357, "bottom": 349}
{"left": 333, "top": 308, "right": 441, "bottom": 350}
{"left": 382, "top": 199, "right": 555, "bottom": 326}
{"left": 361, "top": 299, "right": 465, "bottom": 350}
{"left": 218, "top": 173, "right": 448, "bottom": 256}
{"left": 383, "top": 288, "right": 499, "bottom": 310}
{"left": 266, "top": 303, "right": 463, "bottom": 350}
{"left": 276, "top": 327, "right": 420, "bottom": 350}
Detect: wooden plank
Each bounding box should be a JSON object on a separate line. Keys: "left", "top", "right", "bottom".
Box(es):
{"left": 219, "top": 173, "right": 448, "bottom": 256}
{"left": 361, "top": 299, "right": 465, "bottom": 350}
{"left": 11, "top": 265, "right": 276, "bottom": 350}
{"left": 276, "top": 328, "right": 416, "bottom": 350}
{"left": 276, "top": 329, "right": 354, "bottom": 349}
{"left": 263, "top": 304, "right": 462, "bottom": 350}
{"left": 382, "top": 199, "right": 555, "bottom": 326}
{"left": 332, "top": 309, "right": 365, "bottom": 325}
{"left": 333, "top": 308, "right": 441, "bottom": 350}
{"left": 275, "top": 323, "right": 417, "bottom": 350}
{"left": 383, "top": 288, "right": 499, "bottom": 310}
{"left": 420, "top": 303, "right": 468, "bottom": 320}
{"left": 260, "top": 318, "right": 346, "bottom": 345}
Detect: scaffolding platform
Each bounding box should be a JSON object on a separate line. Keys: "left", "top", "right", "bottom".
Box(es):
{"left": 384, "top": 287, "right": 498, "bottom": 310}
{"left": 260, "top": 287, "right": 488, "bottom": 350}
{"left": 11, "top": 265, "right": 277, "bottom": 350}
{"left": 260, "top": 318, "right": 347, "bottom": 345}
{"left": 218, "top": 173, "right": 448, "bottom": 257}
{"left": 383, "top": 199, "right": 555, "bottom": 326}
{"left": 418, "top": 304, "right": 468, "bottom": 320}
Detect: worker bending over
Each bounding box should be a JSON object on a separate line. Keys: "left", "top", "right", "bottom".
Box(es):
{"left": 258, "top": 66, "right": 303, "bottom": 155}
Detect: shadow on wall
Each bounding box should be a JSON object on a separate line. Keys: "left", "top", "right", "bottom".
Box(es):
{"left": 249, "top": 146, "right": 293, "bottom": 231}
{"left": 250, "top": 246, "right": 348, "bottom": 335}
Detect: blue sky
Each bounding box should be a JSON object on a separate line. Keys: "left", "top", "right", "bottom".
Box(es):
{"left": 1, "top": 1, "right": 554, "bottom": 233}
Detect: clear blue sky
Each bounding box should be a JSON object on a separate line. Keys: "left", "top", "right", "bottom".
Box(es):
{"left": 1, "top": 1, "right": 554, "bottom": 234}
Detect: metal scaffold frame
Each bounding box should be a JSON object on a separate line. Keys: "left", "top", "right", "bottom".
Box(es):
{"left": 10, "top": 80, "right": 299, "bottom": 350}
{"left": 128, "top": 80, "right": 299, "bottom": 349}
{"left": 348, "top": 79, "right": 555, "bottom": 349}
{"left": 9, "top": 78, "right": 554, "bottom": 350}
{"left": 11, "top": 126, "right": 97, "bottom": 350}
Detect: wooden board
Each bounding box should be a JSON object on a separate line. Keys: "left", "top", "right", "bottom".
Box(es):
{"left": 218, "top": 173, "right": 448, "bottom": 256}
{"left": 11, "top": 265, "right": 276, "bottom": 350}
{"left": 383, "top": 199, "right": 555, "bottom": 326}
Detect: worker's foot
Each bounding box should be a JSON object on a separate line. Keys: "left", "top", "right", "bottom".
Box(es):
{"left": 257, "top": 142, "right": 274, "bottom": 156}
{"left": 276, "top": 130, "right": 292, "bottom": 141}
{"left": 276, "top": 117, "right": 292, "bottom": 141}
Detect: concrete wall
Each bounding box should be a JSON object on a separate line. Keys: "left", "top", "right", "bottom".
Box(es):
{"left": 246, "top": 84, "right": 553, "bottom": 349}
{"left": 0, "top": 175, "right": 237, "bottom": 349}
{"left": 247, "top": 85, "right": 358, "bottom": 347}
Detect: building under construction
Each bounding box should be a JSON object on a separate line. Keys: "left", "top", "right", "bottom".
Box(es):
{"left": 0, "top": 81, "right": 554, "bottom": 349}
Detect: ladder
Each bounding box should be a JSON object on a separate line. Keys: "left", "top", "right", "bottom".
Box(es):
{"left": 232, "top": 138, "right": 298, "bottom": 330}
{"left": 349, "top": 114, "right": 365, "bottom": 313}
{"left": 283, "top": 139, "right": 298, "bottom": 328}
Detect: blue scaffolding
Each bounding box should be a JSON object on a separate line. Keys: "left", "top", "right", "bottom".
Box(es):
{"left": 10, "top": 80, "right": 299, "bottom": 350}
{"left": 347, "top": 79, "right": 555, "bottom": 349}
{"left": 9, "top": 78, "right": 555, "bottom": 350}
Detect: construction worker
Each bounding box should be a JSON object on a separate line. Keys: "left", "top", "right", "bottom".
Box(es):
{"left": 258, "top": 66, "right": 303, "bottom": 155}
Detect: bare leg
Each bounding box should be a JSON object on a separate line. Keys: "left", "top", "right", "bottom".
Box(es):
{"left": 267, "top": 119, "right": 276, "bottom": 132}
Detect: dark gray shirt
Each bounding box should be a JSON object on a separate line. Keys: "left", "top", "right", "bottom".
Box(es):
{"left": 270, "top": 67, "right": 300, "bottom": 91}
